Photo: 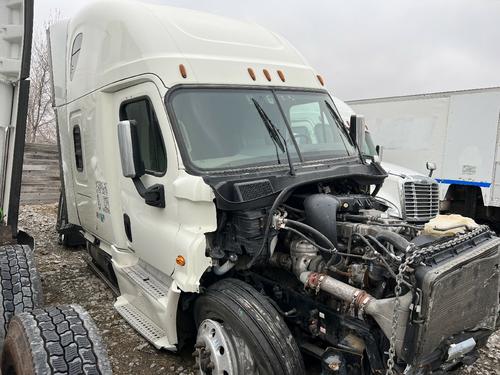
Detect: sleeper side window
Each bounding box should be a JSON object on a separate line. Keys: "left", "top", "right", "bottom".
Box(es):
{"left": 73, "top": 125, "right": 84, "bottom": 172}
{"left": 70, "top": 33, "right": 83, "bottom": 80}
{"left": 119, "top": 98, "right": 167, "bottom": 175}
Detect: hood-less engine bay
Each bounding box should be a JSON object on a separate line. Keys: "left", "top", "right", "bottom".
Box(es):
{"left": 205, "top": 173, "right": 500, "bottom": 373}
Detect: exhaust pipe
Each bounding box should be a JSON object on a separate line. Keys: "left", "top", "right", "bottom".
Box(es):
{"left": 300, "top": 272, "right": 412, "bottom": 357}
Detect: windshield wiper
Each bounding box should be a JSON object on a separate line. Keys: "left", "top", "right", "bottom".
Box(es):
{"left": 252, "top": 98, "right": 295, "bottom": 176}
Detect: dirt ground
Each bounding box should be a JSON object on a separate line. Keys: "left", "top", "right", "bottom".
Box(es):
{"left": 19, "top": 204, "right": 500, "bottom": 375}
{"left": 19, "top": 204, "right": 194, "bottom": 375}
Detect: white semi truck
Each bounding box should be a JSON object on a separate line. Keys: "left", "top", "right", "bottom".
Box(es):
{"left": 43, "top": 1, "right": 500, "bottom": 374}
{"left": 332, "top": 98, "right": 439, "bottom": 224}
{"left": 348, "top": 87, "right": 500, "bottom": 229}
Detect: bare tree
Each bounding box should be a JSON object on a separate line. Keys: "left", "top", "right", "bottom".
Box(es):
{"left": 26, "top": 15, "right": 60, "bottom": 144}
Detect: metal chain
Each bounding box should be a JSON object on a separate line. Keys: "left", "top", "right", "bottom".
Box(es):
{"left": 385, "top": 225, "right": 490, "bottom": 375}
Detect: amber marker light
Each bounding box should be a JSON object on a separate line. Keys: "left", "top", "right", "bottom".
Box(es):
{"left": 248, "top": 68, "right": 256, "bottom": 81}
{"left": 277, "top": 70, "right": 286, "bottom": 82}
{"left": 263, "top": 69, "right": 272, "bottom": 82}
{"left": 179, "top": 64, "right": 187, "bottom": 78}
{"left": 317, "top": 74, "right": 325, "bottom": 86}
{"left": 176, "top": 255, "right": 186, "bottom": 266}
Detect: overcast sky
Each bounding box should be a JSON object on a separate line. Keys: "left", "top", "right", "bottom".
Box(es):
{"left": 35, "top": 0, "right": 500, "bottom": 100}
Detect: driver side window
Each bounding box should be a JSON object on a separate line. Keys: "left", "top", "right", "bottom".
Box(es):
{"left": 119, "top": 97, "right": 167, "bottom": 175}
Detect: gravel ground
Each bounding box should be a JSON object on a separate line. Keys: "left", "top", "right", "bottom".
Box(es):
{"left": 18, "top": 204, "right": 500, "bottom": 375}
{"left": 19, "top": 204, "right": 194, "bottom": 375}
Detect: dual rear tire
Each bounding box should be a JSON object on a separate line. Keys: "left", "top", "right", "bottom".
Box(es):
{"left": 0, "top": 245, "right": 111, "bottom": 374}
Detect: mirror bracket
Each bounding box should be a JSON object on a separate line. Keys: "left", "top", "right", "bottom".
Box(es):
{"left": 426, "top": 161, "right": 437, "bottom": 178}
{"left": 132, "top": 178, "right": 165, "bottom": 208}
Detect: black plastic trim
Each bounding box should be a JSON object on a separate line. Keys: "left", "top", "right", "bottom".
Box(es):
{"left": 7, "top": 80, "right": 30, "bottom": 237}
{"left": 7, "top": 0, "right": 34, "bottom": 238}
{"left": 20, "top": 0, "right": 34, "bottom": 80}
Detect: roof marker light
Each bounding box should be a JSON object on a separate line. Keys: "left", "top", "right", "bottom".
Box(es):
{"left": 248, "top": 68, "right": 256, "bottom": 81}
{"left": 263, "top": 69, "right": 272, "bottom": 82}
{"left": 317, "top": 74, "right": 325, "bottom": 86}
{"left": 179, "top": 64, "right": 187, "bottom": 79}
{"left": 277, "top": 70, "right": 286, "bottom": 82}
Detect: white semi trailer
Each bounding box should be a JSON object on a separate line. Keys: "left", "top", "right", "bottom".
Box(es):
{"left": 348, "top": 87, "right": 500, "bottom": 229}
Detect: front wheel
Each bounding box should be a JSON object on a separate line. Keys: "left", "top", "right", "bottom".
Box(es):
{"left": 194, "top": 278, "right": 305, "bottom": 375}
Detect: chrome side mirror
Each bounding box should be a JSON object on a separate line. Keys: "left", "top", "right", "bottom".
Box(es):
{"left": 117, "top": 120, "right": 145, "bottom": 178}
{"left": 349, "top": 115, "right": 365, "bottom": 152}
{"left": 426, "top": 161, "right": 436, "bottom": 177}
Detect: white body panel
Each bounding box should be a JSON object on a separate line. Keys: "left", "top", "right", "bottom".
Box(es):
{"left": 348, "top": 88, "right": 500, "bottom": 207}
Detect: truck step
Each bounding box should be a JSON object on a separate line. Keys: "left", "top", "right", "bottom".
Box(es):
{"left": 121, "top": 263, "right": 168, "bottom": 300}
{"left": 115, "top": 301, "right": 174, "bottom": 350}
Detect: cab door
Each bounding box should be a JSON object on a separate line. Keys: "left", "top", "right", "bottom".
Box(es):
{"left": 113, "top": 82, "right": 179, "bottom": 273}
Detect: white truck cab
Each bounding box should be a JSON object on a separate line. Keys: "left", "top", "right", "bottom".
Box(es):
{"left": 47, "top": 1, "right": 500, "bottom": 374}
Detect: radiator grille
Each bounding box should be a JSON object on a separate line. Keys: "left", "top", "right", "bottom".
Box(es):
{"left": 413, "top": 238, "right": 500, "bottom": 362}
{"left": 403, "top": 181, "right": 439, "bottom": 222}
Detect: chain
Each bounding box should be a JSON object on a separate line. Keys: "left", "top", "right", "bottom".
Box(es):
{"left": 385, "top": 225, "right": 490, "bottom": 375}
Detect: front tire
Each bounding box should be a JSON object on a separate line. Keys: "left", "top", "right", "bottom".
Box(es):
{"left": 194, "top": 278, "right": 305, "bottom": 375}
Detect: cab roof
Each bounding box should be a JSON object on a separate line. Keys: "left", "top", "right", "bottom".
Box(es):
{"left": 55, "top": 0, "right": 324, "bottom": 104}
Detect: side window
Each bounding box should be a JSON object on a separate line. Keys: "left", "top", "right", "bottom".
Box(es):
{"left": 70, "top": 33, "right": 83, "bottom": 80}
{"left": 73, "top": 125, "right": 84, "bottom": 172}
{"left": 119, "top": 98, "right": 167, "bottom": 175}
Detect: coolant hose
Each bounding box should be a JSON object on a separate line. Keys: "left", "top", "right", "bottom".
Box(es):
{"left": 374, "top": 230, "right": 410, "bottom": 253}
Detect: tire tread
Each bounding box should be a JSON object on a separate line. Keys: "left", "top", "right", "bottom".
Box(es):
{"left": 198, "top": 278, "right": 305, "bottom": 375}
{"left": 0, "top": 244, "right": 43, "bottom": 348}
{"left": 5, "top": 305, "right": 112, "bottom": 375}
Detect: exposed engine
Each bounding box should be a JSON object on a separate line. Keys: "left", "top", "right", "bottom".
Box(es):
{"left": 209, "top": 180, "right": 500, "bottom": 374}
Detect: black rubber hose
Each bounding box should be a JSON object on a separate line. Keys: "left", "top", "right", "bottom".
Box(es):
{"left": 284, "top": 219, "right": 337, "bottom": 251}
{"left": 374, "top": 229, "right": 411, "bottom": 253}
{"left": 282, "top": 227, "right": 361, "bottom": 261}
{"left": 281, "top": 227, "right": 334, "bottom": 254}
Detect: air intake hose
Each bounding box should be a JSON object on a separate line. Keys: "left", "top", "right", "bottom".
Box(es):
{"left": 374, "top": 230, "right": 411, "bottom": 253}
{"left": 304, "top": 194, "right": 340, "bottom": 247}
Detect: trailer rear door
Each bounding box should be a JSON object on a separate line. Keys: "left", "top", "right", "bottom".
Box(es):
{"left": 0, "top": 0, "right": 33, "bottom": 236}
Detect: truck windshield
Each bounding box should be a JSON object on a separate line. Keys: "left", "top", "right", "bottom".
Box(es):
{"left": 168, "top": 88, "right": 356, "bottom": 171}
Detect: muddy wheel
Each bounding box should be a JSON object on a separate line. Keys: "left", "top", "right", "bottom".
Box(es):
{"left": 1, "top": 305, "right": 112, "bottom": 374}
{"left": 0, "top": 245, "right": 43, "bottom": 350}
{"left": 194, "top": 278, "right": 305, "bottom": 375}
